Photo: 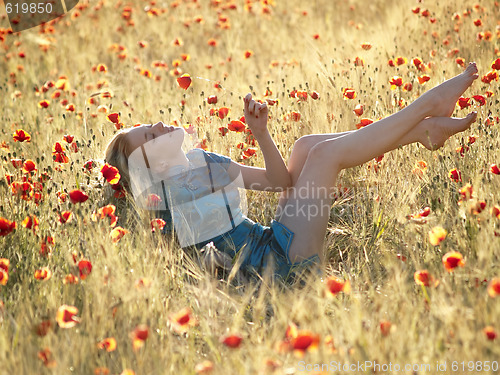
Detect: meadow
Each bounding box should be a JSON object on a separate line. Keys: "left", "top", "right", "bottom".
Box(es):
{"left": 1, "top": 0, "right": 500, "bottom": 374}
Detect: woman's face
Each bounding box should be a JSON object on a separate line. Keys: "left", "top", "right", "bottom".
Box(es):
{"left": 125, "top": 122, "right": 185, "bottom": 158}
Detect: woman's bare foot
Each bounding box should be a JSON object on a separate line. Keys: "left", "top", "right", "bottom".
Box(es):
{"left": 419, "top": 62, "right": 479, "bottom": 118}
{"left": 419, "top": 112, "right": 477, "bottom": 151}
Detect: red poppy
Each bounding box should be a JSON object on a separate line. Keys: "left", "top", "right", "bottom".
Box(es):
{"left": 131, "top": 324, "right": 149, "bottom": 351}
{"left": 59, "top": 211, "right": 73, "bottom": 224}
{"left": 353, "top": 104, "right": 364, "bottom": 116}
{"left": 244, "top": 50, "right": 253, "bottom": 59}
{"left": 151, "top": 218, "right": 166, "bottom": 232}
{"left": 448, "top": 168, "right": 462, "bottom": 182}
{"left": 417, "top": 75, "right": 431, "bottom": 84}
{"left": 0, "top": 218, "right": 16, "bottom": 236}
{"left": 56, "top": 305, "right": 80, "bottom": 328}
{"left": 429, "top": 226, "right": 447, "bottom": 246}
{"left": 379, "top": 320, "right": 392, "bottom": 336}
{"left": 110, "top": 227, "right": 128, "bottom": 243}
{"left": 13, "top": 129, "right": 31, "bottom": 142}
{"left": 101, "top": 164, "right": 121, "bottom": 185}
{"left": 169, "top": 307, "right": 198, "bottom": 333}
{"left": 361, "top": 42, "right": 372, "bottom": 50}
{"left": 457, "top": 97, "right": 471, "bottom": 109}
{"left": 63, "top": 274, "right": 79, "bottom": 284}
{"left": 442, "top": 251, "right": 465, "bottom": 272}
{"left": 11, "top": 159, "right": 22, "bottom": 168}
{"left": 21, "top": 215, "right": 39, "bottom": 231}
{"left": 325, "top": 275, "right": 351, "bottom": 297}
{"left": 389, "top": 76, "right": 403, "bottom": 88}
{"left": 492, "top": 59, "right": 500, "bottom": 71}
{"left": 356, "top": 118, "right": 373, "bottom": 129}
{"left": 403, "top": 82, "right": 413, "bottom": 91}
{"left": 78, "top": 259, "right": 92, "bottom": 280}
{"left": 342, "top": 88, "right": 357, "bottom": 100}
{"left": 459, "top": 183, "right": 473, "bottom": 201}
{"left": 38, "top": 100, "right": 50, "bottom": 108}
{"left": 207, "top": 95, "right": 217, "bottom": 104}
{"left": 228, "top": 120, "right": 246, "bottom": 132}
{"left": 218, "top": 126, "right": 229, "bottom": 136}
{"left": 483, "top": 326, "right": 497, "bottom": 341}
{"left": 216, "top": 107, "right": 230, "bottom": 120}
{"left": 491, "top": 206, "right": 500, "bottom": 219}
{"left": 310, "top": 91, "right": 320, "bottom": 100}
{"left": 34, "top": 267, "right": 52, "bottom": 281}
{"left": 97, "top": 337, "right": 117, "bottom": 352}
{"left": 220, "top": 333, "right": 243, "bottom": 348}
{"left": 481, "top": 71, "right": 498, "bottom": 84}
{"left": 107, "top": 113, "right": 120, "bottom": 124}
{"left": 414, "top": 270, "right": 438, "bottom": 287}
{"left": 472, "top": 95, "right": 486, "bottom": 106}
{"left": 35, "top": 320, "right": 52, "bottom": 336}
{"left": 23, "top": 159, "right": 37, "bottom": 174}
{"left": 488, "top": 278, "right": 500, "bottom": 297}
{"left": 38, "top": 348, "right": 56, "bottom": 368}
{"left": 469, "top": 200, "right": 486, "bottom": 215}
{"left": 177, "top": 74, "right": 192, "bottom": 90}
{"left": 69, "top": 189, "right": 89, "bottom": 204}
{"left": 473, "top": 18, "right": 482, "bottom": 27}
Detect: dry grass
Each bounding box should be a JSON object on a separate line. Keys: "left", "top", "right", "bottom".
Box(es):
{"left": 1, "top": 0, "right": 499, "bottom": 374}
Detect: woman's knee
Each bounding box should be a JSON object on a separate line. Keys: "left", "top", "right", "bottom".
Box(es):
{"left": 290, "top": 135, "right": 316, "bottom": 161}
{"left": 307, "top": 139, "right": 343, "bottom": 169}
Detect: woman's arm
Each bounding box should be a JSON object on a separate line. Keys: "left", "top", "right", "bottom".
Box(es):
{"left": 226, "top": 94, "right": 291, "bottom": 192}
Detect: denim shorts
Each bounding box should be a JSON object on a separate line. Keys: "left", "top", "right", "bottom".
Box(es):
{"left": 205, "top": 217, "right": 321, "bottom": 284}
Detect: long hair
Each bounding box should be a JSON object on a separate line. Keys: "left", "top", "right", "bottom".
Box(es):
{"left": 102, "top": 128, "right": 143, "bottom": 228}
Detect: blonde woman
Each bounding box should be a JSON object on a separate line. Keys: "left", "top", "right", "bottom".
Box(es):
{"left": 104, "top": 62, "right": 478, "bottom": 284}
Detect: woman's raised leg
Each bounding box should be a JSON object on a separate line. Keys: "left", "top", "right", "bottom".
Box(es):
{"left": 276, "top": 63, "right": 479, "bottom": 263}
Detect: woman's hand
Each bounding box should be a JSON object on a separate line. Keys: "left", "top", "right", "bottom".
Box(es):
{"left": 244, "top": 93, "right": 268, "bottom": 136}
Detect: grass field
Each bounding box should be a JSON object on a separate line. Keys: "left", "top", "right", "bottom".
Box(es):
{"left": 1, "top": 0, "right": 500, "bottom": 374}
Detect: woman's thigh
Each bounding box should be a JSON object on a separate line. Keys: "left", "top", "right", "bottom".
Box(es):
{"left": 276, "top": 141, "right": 343, "bottom": 263}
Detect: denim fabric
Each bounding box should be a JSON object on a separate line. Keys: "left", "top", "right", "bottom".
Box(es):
{"left": 194, "top": 217, "right": 321, "bottom": 283}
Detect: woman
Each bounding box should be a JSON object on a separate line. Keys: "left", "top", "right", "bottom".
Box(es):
{"left": 104, "top": 62, "right": 479, "bottom": 284}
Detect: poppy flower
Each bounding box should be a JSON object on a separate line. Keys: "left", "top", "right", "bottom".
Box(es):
{"left": 389, "top": 76, "right": 403, "bottom": 88}
{"left": 481, "top": 71, "right": 498, "bottom": 84}
{"left": 110, "top": 227, "right": 128, "bottom": 243}
{"left": 459, "top": 183, "right": 473, "bottom": 201}
{"left": 472, "top": 95, "right": 486, "bottom": 106}
{"left": 418, "top": 75, "right": 431, "bottom": 84}
{"left": 491, "top": 206, "right": 500, "bottom": 219}
{"left": 78, "top": 259, "right": 92, "bottom": 280}
{"left": 23, "top": 159, "right": 36, "bottom": 174}
{"left": 13, "top": 129, "right": 31, "bottom": 142}
{"left": 177, "top": 74, "right": 192, "bottom": 90}
{"left": 429, "top": 226, "right": 447, "bottom": 246}
{"left": 101, "top": 164, "right": 121, "bottom": 185}
{"left": 218, "top": 126, "right": 229, "bottom": 136}
{"left": 38, "top": 348, "right": 56, "bottom": 368}
{"left": 469, "top": 200, "right": 486, "bottom": 215}
{"left": 442, "top": 251, "right": 465, "bottom": 272}
{"left": 403, "top": 82, "right": 413, "bottom": 91}
{"left": 353, "top": 104, "right": 364, "bottom": 116}
{"left": 21, "top": 215, "right": 39, "bottom": 231}
{"left": 207, "top": 95, "right": 217, "bottom": 104}
{"left": 169, "top": 307, "right": 198, "bottom": 333}
{"left": 69, "top": 189, "right": 89, "bottom": 204}
{"left": 38, "top": 100, "right": 50, "bottom": 108}
{"left": 483, "top": 326, "right": 497, "bottom": 341}
{"left": 97, "top": 337, "right": 117, "bottom": 352}
{"left": 361, "top": 42, "right": 372, "bottom": 50}
{"left": 220, "top": 333, "right": 243, "bottom": 348}
{"left": 228, "top": 120, "right": 246, "bottom": 132}
{"left": 195, "top": 360, "right": 214, "bottom": 374}
{"left": 379, "top": 320, "right": 392, "bottom": 336}
{"left": 325, "top": 275, "right": 351, "bottom": 297}
{"left": 131, "top": 324, "right": 149, "bottom": 351}
{"left": 492, "top": 59, "right": 500, "bottom": 71}
{"left": 107, "top": 113, "right": 120, "bottom": 124}
{"left": 11, "top": 159, "right": 23, "bottom": 168}
{"left": 56, "top": 305, "right": 80, "bottom": 328}
{"left": 448, "top": 168, "right": 462, "bottom": 182}
{"left": 150, "top": 218, "right": 166, "bottom": 233}
{"left": 490, "top": 164, "right": 500, "bottom": 175}
{"left": 414, "top": 270, "right": 438, "bottom": 287}
{"left": 34, "top": 267, "right": 52, "bottom": 281}
{"left": 473, "top": 18, "right": 482, "bottom": 27}
{"left": 487, "top": 278, "right": 500, "bottom": 297}
{"left": 244, "top": 50, "right": 253, "bottom": 59}
{"left": 59, "top": 211, "right": 73, "bottom": 224}
{"left": 216, "top": 107, "right": 230, "bottom": 120}
{"left": 457, "top": 97, "right": 471, "bottom": 109}
{"left": 342, "top": 88, "right": 357, "bottom": 100}
{"left": 35, "top": 320, "right": 52, "bottom": 336}
{"left": 355, "top": 118, "right": 373, "bottom": 129}
{"left": 0, "top": 218, "right": 16, "bottom": 236}
{"left": 63, "top": 274, "right": 79, "bottom": 284}
{"left": 456, "top": 57, "right": 466, "bottom": 67}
